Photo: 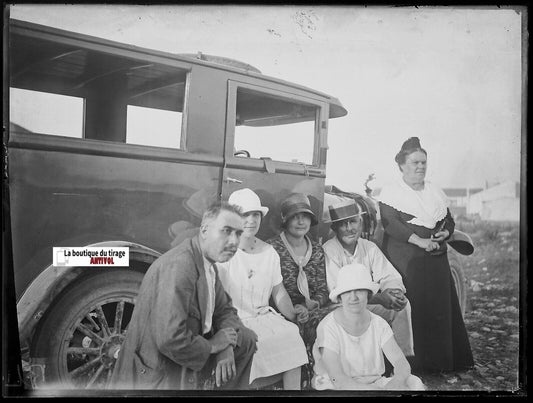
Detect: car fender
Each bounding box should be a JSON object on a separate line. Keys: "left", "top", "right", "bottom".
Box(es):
{"left": 17, "top": 241, "right": 161, "bottom": 350}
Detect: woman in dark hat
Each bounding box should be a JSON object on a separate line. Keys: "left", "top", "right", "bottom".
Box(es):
{"left": 378, "top": 137, "right": 474, "bottom": 373}
{"left": 267, "top": 193, "right": 337, "bottom": 389}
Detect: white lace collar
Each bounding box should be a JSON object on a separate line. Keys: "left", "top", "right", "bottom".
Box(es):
{"left": 379, "top": 176, "right": 448, "bottom": 229}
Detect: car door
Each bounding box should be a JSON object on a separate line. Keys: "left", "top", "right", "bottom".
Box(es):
{"left": 221, "top": 80, "right": 330, "bottom": 241}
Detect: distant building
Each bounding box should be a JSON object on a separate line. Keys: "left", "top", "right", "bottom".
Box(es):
{"left": 467, "top": 181, "right": 520, "bottom": 222}
{"left": 442, "top": 187, "right": 483, "bottom": 218}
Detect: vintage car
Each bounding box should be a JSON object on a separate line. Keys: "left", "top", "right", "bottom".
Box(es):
{"left": 4, "top": 18, "right": 473, "bottom": 392}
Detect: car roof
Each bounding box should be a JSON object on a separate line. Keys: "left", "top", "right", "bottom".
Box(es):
{"left": 8, "top": 18, "right": 348, "bottom": 119}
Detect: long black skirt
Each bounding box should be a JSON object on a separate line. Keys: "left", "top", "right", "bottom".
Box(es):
{"left": 399, "top": 249, "right": 474, "bottom": 372}
{"left": 382, "top": 226, "right": 474, "bottom": 373}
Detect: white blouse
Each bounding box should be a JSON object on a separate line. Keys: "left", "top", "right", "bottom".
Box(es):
{"left": 218, "top": 246, "right": 283, "bottom": 319}
{"left": 313, "top": 311, "right": 394, "bottom": 384}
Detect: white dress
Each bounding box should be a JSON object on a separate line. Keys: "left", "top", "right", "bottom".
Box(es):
{"left": 218, "top": 246, "right": 308, "bottom": 383}
{"left": 312, "top": 311, "right": 393, "bottom": 389}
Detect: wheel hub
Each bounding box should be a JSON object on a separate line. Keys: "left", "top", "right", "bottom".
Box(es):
{"left": 99, "top": 334, "right": 124, "bottom": 368}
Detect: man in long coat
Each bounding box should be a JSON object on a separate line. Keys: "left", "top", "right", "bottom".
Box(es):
{"left": 109, "top": 202, "right": 257, "bottom": 389}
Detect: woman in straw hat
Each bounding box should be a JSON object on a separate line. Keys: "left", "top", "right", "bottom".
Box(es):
{"left": 312, "top": 263, "right": 425, "bottom": 391}
{"left": 266, "top": 192, "right": 337, "bottom": 389}
{"left": 218, "top": 188, "right": 308, "bottom": 390}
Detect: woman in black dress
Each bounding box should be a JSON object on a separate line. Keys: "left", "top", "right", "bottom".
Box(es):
{"left": 378, "top": 137, "right": 473, "bottom": 373}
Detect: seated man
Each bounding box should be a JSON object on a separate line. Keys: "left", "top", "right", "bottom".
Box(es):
{"left": 322, "top": 198, "right": 414, "bottom": 358}
{"left": 109, "top": 201, "right": 257, "bottom": 390}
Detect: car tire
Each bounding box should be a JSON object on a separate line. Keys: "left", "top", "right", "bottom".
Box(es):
{"left": 32, "top": 269, "right": 143, "bottom": 389}
{"left": 448, "top": 249, "right": 468, "bottom": 317}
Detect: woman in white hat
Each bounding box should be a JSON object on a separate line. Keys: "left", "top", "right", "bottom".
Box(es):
{"left": 218, "top": 188, "right": 308, "bottom": 390}
{"left": 312, "top": 263, "right": 425, "bottom": 391}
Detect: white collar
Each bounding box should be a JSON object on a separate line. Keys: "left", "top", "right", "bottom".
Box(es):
{"left": 379, "top": 176, "right": 448, "bottom": 229}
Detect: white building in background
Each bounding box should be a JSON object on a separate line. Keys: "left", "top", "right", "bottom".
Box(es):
{"left": 467, "top": 181, "right": 520, "bottom": 222}
{"left": 441, "top": 187, "right": 483, "bottom": 218}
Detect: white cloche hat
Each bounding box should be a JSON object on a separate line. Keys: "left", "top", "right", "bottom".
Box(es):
{"left": 228, "top": 188, "right": 269, "bottom": 217}
{"left": 329, "top": 263, "right": 380, "bottom": 302}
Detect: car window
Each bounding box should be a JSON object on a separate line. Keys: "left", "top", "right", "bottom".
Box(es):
{"left": 126, "top": 104, "right": 182, "bottom": 149}
{"left": 10, "top": 34, "right": 187, "bottom": 149}
{"left": 234, "top": 86, "right": 319, "bottom": 165}
{"left": 10, "top": 88, "right": 84, "bottom": 138}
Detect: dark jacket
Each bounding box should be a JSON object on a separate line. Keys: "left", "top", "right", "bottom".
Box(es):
{"left": 109, "top": 235, "right": 245, "bottom": 389}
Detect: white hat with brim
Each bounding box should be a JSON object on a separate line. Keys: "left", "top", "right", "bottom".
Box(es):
{"left": 228, "top": 188, "right": 269, "bottom": 216}
{"left": 329, "top": 262, "right": 380, "bottom": 302}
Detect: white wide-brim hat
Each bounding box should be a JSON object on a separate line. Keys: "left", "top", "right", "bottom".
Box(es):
{"left": 329, "top": 262, "right": 380, "bottom": 302}
{"left": 228, "top": 188, "right": 269, "bottom": 216}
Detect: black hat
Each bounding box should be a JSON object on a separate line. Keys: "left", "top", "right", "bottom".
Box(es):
{"left": 327, "top": 199, "right": 366, "bottom": 223}
{"left": 400, "top": 137, "right": 422, "bottom": 151}
{"left": 280, "top": 193, "right": 318, "bottom": 226}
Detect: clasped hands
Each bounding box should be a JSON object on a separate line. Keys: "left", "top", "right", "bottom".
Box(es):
{"left": 379, "top": 288, "right": 407, "bottom": 311}
{"left": 420, "top": 229, "right": 449, "bottom": 252}
{"left": 294, "top": 298, "right": 320, "bottom": 324}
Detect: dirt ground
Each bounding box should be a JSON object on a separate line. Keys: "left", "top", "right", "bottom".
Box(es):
{"left": 415, "top": 220, "right": 523, "bottom": 395}
{"left": 258, "top": 220, "right": 524, "bottom": 396}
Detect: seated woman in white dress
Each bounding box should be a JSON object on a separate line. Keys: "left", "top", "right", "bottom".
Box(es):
{"left": 312, "top": 263, "right": 425, "bottom": 391}
{"left": 219, "top": 188, "right": 308, "bottom": 390}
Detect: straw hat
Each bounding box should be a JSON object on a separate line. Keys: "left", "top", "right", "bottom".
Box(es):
{"left": 327, "top": 198, "right": 366, "bottom": 223}
{"left": 280, "top": 193, "right": 318, "bottom": 226}
{"left": 228, "top": 188, "right": 269, "bottom": 216}
{"left": 329, "top": 263, "right": 380, "bottom": 302}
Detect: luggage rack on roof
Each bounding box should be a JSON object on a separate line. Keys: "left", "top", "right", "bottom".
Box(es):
{"left": 177, "top": 52, "right": 262, "bottom": 74}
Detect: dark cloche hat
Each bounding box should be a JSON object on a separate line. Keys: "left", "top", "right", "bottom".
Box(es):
{"left": 280, "top": 193, "right": 318, "bottom": 226}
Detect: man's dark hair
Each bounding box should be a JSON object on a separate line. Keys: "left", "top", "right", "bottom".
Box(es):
{"left": 201, "top": 201, "right": 243, "bottom": 226}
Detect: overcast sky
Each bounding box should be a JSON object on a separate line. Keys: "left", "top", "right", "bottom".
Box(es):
{"left": 9, "top": 4, "right": 524, "bottom": 193}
